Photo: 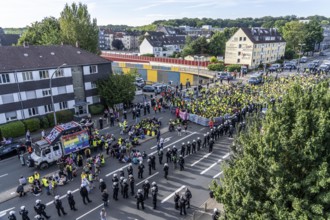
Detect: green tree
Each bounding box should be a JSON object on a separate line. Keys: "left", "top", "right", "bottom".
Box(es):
{"left": 302, "top": 20, "right": 324, "bottom": 54}
{"left": 208, "top": 31, "right": 227, "bottom": 56}
{"left": 211, "top": 79, "right": 330, "bottom": 219}
{"left": 282, "top": 21, "right": 305, "bottom": 51}
{"left": 207, "top": 63, "right": 225, "bottom": 71}
{"left": 112, "top": 39, "right": 124, "bottom": 50}
{"left": 97, "top": 72, "right": 136, "bottom": 107}
{"left": 59, "top": 2, "right": 99, "bottom": 53}
{"left": 18, "top": 17, "right": 61, "bottom": 45}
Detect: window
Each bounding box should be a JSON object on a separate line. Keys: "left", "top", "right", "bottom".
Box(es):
{"left": 58, "top": 86, "right": 67, "bottom": 94}
{"left": 239, "top": 37, "right": 242, "bottom": 41}
{"left": 238, "top": 52, "right": 241, "bottom": 56}
{"left": 44, "top": 104, "right": 53, "bottom": 113}
{"left": 89, "top": 65, "right": 98, "bottom": 74}
{"left": 243, "top": 37, "right": 246, "bottom": 41}
{"left": 92, "top": 95, "right": 100, "bottom": 103}
{"left": 55, "top": 69, "right": 64, "bottom": 77}
{"left": 238, "top": 44, "right": 242, "bottom": 48}
{"left": 59, "top": 101, "right": 68, "bottom": 110}
{"left": 2, "top": 94, "right": 14, "bottom": 104}
{"left": 237, "top": 59, "right": 240, "bottom": 63}
{"left": 28, "top": 107, "right": 39, "bottom": 116}
{"left": 5, "top": 111, "right": 17, "bottom": 121}
{"left": 91, "top": 82, "right": 97, "bottom": 89}
{"left": 26, "top": 91, "right": 36, "bottom": 99}
{"left": 42, "top": 89, "right": 51, "bottom": 97}
{"left": 22, "top": 72, "right": 33, "bottom": 81}
{"left": 39, "top": 70, "right": 49, "bottom": 79}
{"left": 0, "top": 74, "right": 10, "bottom": 84}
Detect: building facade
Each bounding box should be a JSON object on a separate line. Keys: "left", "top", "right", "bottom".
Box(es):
{"left": 225, "top": 28, "right": 286, "bottom": 69}
{"left": 0, "top": 45, "right": 112, "bottom": 124}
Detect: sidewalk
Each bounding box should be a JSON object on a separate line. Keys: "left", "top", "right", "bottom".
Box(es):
{"left": 191, "top": 198, "right": 224, "bottom": 220}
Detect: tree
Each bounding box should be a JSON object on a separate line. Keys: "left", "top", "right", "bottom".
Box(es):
{"left": 302, "top": 20, "right": 324, "bottom": 54}
{"left": 207, "top": 63, "right": 225, "bottom": 71}
{"left": 211, "top": 79, "right": 330, "bottom": 219}
{"left": 97, "top": 71, "right": 136, "bottom": 107}
{"left": 208, "top": 31, "right": 227, "bottom": 56}
{"left": 282, "top": 21, "right": 305, "bottom": 51}
{"left": 112, "top": 39, "right": 124, "bottom": 50}
{"left": 59, "top": 2, "right": 99, "bottom": 53}
{"left": 18, "top": 17, "right": 61, "bottom": 45}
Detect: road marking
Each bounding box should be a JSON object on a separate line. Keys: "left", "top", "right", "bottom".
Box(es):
{"left": 148, "top": 132, "right": 197, "bottom": 156}
{"left": 0, "top": 207, "right": 15, "bottom": 217}
{"left": 106, "top": 164, "right": 130, "bottom": 177}
{"left": 0, "top": 173, "right": 8, "bottom": 178}
{"left": 200, "top": 158, "right": 222, "bottom": 175}
{"left": 200, "top": 128, "right": 206, "bottom": 131}
{"left": 150, "top": 136, "right": 173, "bottom": 149}
{"left": 46, "top": 188, "right": 80, "bottom": 206}
{"left": 76, "top": 203, "right": 104, "bottom": 220}
{"left": 213, "top": 171, "right": 223, "bottom": 179}
{"left": 191, "top": 153, "right": 212, "bottom": 167}
{"left": 161, "top": 185, "right": 186, "bottom": 203}
{"left": 222, "top": 153, "right": 230, "bottom": 159}
{"left": 136, "top": 172, "right": 159, "bottom": 186}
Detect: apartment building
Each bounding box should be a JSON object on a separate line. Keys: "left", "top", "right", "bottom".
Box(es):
{"left": 225, "top": 27, "right": 286, "bottom": 69}
{"left": 0, "top": 45, "right": 112, "bottom": 124}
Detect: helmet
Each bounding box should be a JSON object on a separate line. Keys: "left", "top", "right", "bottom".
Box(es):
{"left": 138, "top": 189, "right": 142, "bottom": 193}
{"left": 67, "top": 190, "right": 72, "bottom": 194}
{"left": 35, "top": 215, "right": 41, "bottom": 219}
{"left": 173, "top": 145, "right": 176, "bottom": 149}
{"left": 55, "top": 195, "right": 60, "bottom": 200}
{"left": 120, "top": 176, "right": 124, "bottom": 181}
{"left": 113, "top": 182, "right": 118, "bottom": 185}
{"left": 100, "top": 179, "right": 104, "bottom": 182}
{"left": 152, "top": 182, "right": 156, "bottom": 186}
{"left": 147, "top": 159, "right": 151, "bottom": 162}
{"left": 151, "top": 187, "right": 156, "bottom": 191}
{"left": 160, "top": 149, "right": 163, "bottom": 151}
{"left": 129, "top": 174, "right": 133, "bottom": 178}
{"left": 207, "top": 132, "right": 209, "bottom": 135}
{"left": 204, "top": 134, "right": 206, "bottom": 136}
{"left": 113, "top": 174, "right": 117, "bottom": 177}
{"left": 119, "top": 168, "right": 123, "bottom": 172}
{"left": 211, "top": 129, "right": 213, "bottom": 131}
{"left": 9, "top": 211, "right": 15, "bottom": 215}
{"left": 145, "top": 180, "right": 149, "bottom": 183}
{"left": 182, "top": 142, "right": 185, "bottom": 145}
{"left": 214, "top": 208, "right": 218, "bottom": 212}
{"left": 193, "top": 140, "right": 196, "bottom": 142}
{"left": 139, "top": 161, "right": 142, "bottom": 164}
{"left": 187, "top": 141, "right": 190, "bottom": 144}
{"left": 21, "top": 206, "right": 25, "bottom": 210}
{"left": 129, "top": 163, "right": 132, "bottom": 166}
{"left": 167, "top": 148, "right": 170, "bottom": 151}
{"left": 123, "top": 179, "right": 127, "bottom": 183}
{"left": 36, "top": 199, "right": 41, "bottom": 204}
{"left": 81, "top": 184, "right": 85, "bottom": 188}
{"left": 198, "top": 137, "right": 200, "bottom": 139}
{"left": 164, "top": 163, "right": 168, "bottom": 166}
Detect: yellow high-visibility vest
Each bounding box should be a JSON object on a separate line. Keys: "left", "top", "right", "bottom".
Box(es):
{"left": 42, "top": 178, "right": 49, "bottom": 187}
{"left": 28, "top": 176, "right": 34, "bottom": 184}
{"left": 34, "top": 173, "right": 40, "bottom": 180}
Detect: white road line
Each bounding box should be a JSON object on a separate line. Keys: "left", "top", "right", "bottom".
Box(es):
{"left": 191, "top": 153, "right": 212, "bottom": 167}
{"left": 148, "top": 132, "right": 197, "bottom": 156}
{"left": 213, "top": 171, "right": 223, "bottom": 179}
{"left": 161, "top": 185, "right": 186, "bottom": 203}
{"left": 0, "top": 173, "right": 8, "bottom": 178}
{"left": 200, "top": 128, "right": 206, "bottom": 131}
{"left": 0, "top": 207, "right": 15, "bottom": 217}
{"left": 106, "top": 164, "right": 130, "bottom": 177}
{"left": 150, "top": 137, "right": 173, "bottom": 149}
{"left": 200, "top": 158, "right": 222, "bottom": 175}
{"left": 222, "top": 153, "right": 230, "bottom": 159}
{"left": 76, "top": 203, "right": 104, "bottom": 220}
{"left": 136, "top": 172, "right": 159, "bottom": 186}
{"left": 46, "top": 188, "right": 80, "bottom": 206}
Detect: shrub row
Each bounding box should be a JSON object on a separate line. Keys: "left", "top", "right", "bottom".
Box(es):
{"left": 89, "top": 104, "right": 105, "bottom": 115}
{"left": 0, "top": 110, "right": 74, "bottom": 139}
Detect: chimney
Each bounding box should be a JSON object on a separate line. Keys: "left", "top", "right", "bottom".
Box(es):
{"left": 75, "top": 41, "right": 79, "bottom": 48}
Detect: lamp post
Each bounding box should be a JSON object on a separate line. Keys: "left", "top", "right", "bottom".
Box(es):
{"left": 194, "top": 55, "right": 204, "bottom": 86}
{"left": 50, "top": 63, "right": 66, "bottom": 125}
{"left": 297, "top": 43, "right": 305, "bottom": 71}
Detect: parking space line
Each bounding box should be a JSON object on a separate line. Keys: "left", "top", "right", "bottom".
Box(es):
{"left": 76, "top": 203, "right": 104, "bottom": 220}
{"left": 213, "top": 171, "right": 223, "bottom": 179}
{"left": 191, "top": 153, "right": 212, "bottom": 167}
{"left": 161, "top": 185, "right": 186, "bottom": 203}
{"left": 136, "top": 172, "right": 159, "bottom": 186}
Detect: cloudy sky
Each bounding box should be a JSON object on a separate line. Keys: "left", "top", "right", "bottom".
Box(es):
{"left": 0, "top": 0, "right": 329, "bottom": 28}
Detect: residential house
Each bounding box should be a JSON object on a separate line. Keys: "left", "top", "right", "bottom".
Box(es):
{"left": 316, "top": 24, "right": 330, "bottom": 51}
{"left": 0, "top": 27, "right": 20, "bottom": 46}
{"left": 0, "top": 45, "right": 112, "bottom": 124}
{"left": 225, "top": 27, "right": 286, "bottom": 69}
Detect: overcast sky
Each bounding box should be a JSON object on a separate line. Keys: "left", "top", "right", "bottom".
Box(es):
{"left": 0, "top": 0, "right": 329, "bottom": 28}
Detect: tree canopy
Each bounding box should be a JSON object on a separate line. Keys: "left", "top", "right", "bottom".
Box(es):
{"left": 112, "top": 39, "right": 124, "bottom": 50}
{"left": 211, "top": 78, "right": 330, "bottom": 219}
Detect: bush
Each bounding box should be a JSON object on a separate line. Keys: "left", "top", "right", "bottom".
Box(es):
{"left": 47, "top": 110, "right": 74, "bottom": 127}
{"left": 284, "top": 48, "right": 295, "bottom": 60}
{"left": 23, "top": 118, "right": 40, "bottom": 132}
{"left": 207, "top": 63, "right": 225, "bottom": 71}
{"left": 226, "top": 64, "right": 241, "bottom": 72}
{"left": 0, "top": 121, "right": 25, "bottom": 138}
{"left": 39, "top": 116, "right": 50, "bottom": 129}
{"left": 89, "top": 104, "right": 105, "bottom": 115}
{"left": 141, "top": 53, "right": 155, "bottom": 57}
{"left": 210, "top": 56, "right": 218, "bottom": 63}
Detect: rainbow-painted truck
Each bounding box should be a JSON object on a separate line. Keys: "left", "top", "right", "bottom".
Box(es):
{"left": 29, "top": 121, "right": 90, "bottom": 169}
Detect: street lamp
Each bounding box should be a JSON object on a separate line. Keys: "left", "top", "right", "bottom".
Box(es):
{"left": 50, "top": 63, "right": 67, "bottom": 125}
{"left": 194, "top": 55, "right": 204, "bottom": 86}
{"left": 297, "top": 43, "right": 305, "bottom": 71}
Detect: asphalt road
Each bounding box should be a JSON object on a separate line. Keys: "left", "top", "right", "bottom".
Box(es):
{"left": 0, "top": 116, "right": 231, "bottom": 220}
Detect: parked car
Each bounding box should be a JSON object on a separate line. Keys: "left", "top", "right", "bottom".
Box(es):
{"left": 319, "top": 51, "right": 327, "bottom": 56}
{"left": 134, "top": 77, "right": 145, "bottom": 88}
{"left": 319, "top": 64, "right": 330, "bottom": 72}
{"left": 283, "top": 63, "right": 296, "bottom": 70}
{"left": 248, "top": 74, "right": 263, "bottom": 85}
{"left": 312, "top": 60, "right": 320, "bottom": 66}
{"left": 142, "top": 85, "right": 155, "bottom": 92}
{"left": 268, "top": 63, "right": 281, "bottom": 71}
{"left": 0, "top": 141, "right": 26, "bottom": 160}
{"left": 307, "top": 63, "right": 317, "bottom": 69}
{"left": 217, "top": 72, "right": 233, "bottom": 80}
{"left": 300, "top": 56, "right": 308, "bottom": 63}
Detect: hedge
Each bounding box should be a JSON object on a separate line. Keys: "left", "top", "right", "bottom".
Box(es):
{"left": 23, "top": 118, "right": 40, "bottom": 132}
{"left": 226, "top": 64, "right": 241, "bottom": 72}
{"left": 207, "top": 63, "right": 225, "bottom": 71}
{"left": 89, "top": 104, "right": 105, "bottom": 115}
{"left": 0, "top": 121, "right": 25, "bottom": 138}
{"left": 47, "top": 110, "right": 74, "bottom": 127}
{"left": 39, "top": 116, "right": 50, "bottom": 129}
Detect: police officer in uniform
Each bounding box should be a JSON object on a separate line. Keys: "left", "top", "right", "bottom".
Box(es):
{"left": 192, "top": 140, "right": 196, "bottom": 154}
{"left": 142, "top": 180, "right": 150, "bottom": 199}
{"left": 179, "top": 155, "right": 185, "bottom": 171}
{"left": 209, "top": 138, "right": 215, "bottom": 153}
{"left": 151, "top": 182, "right": 158, "bottom": 193}
{"left": 166, "top": 148, "right": 172, "bottom": 163}
{"left": 80, "top": 184, "right": 92, "bottom": 204}
{"left": 119, "top": 177, "right": 124, "bottom": 196}
{"left": 197, "top": 137, "right": 202, "bottom": 151}
{"left": 112, "top": 174, "right": 119, "bottom": 183}
{"left": 158, "top": 149, "right": 163, "bottom": 164}
{"left": 119, "top": 168, "right": 125, "bottom": 177}
{"left": 180, "top": 143, "right": 186, "bottom": 157}
{"left": 148, "top": 159, "right": 152, "bottom": 175}
{"left": 151, "top": 186, "right": 158, "bottom": 209}
{"left": 8, "top": 211, "right": 17, "bottom": 220}
{"left": 54, "top": 195, "right": 67, "bottom": 216}
{"left": 184, "top": 187, "right": 192, "bottom": 208}
{"left": 19, "top": 206, "right": 30, "bottom": 220}
{"left": 202, "top": 134, "right": 207, "bottom": 148}
{"left": 99, "top": 179, "right": 107, "bottom": 192}
{"left": 67, "top": 191, "right": 77, "bottom": 211}
{"left": 163, "top": 163, "right": 169, "bottom": 179}
{"left": 138, "top": 161, "right": 144, "bottom": 179}
{"left": 123, "top": 179, "right": 129, "bottom": 199}
{"left": 174, "top": 192, "right": 180, "bottom": 210}
{"left": 127, "top": 163, "right": 133, "bottom": 176}
{"left": 179, "top": 195, "right": 187, "bottom": 215}
{"left": 113, "top": 182, "right": 119, "bottom": 201}
{"left": 186, "top": 141, "right": 191, "bottom": 155}
{"left": 212, "top": 208, "right": 220, "bottom": 220}
{"left": 34, "top": 200, "right": 50, "bottom": 219}
{"left": 151, "top": 155, "right": 156, "bottom": 170}
{"left": 135, "top": 189, "right": 145, "bottom": 210}
{"left": 129, "top": 174, "right": 135, "bottom": 196}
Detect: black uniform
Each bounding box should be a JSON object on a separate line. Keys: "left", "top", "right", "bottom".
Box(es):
{"left": 151, "top": 155, "right": 156, "bottom": 170}
{"left": 142, "top": 182, "right": 150, "bottom": 199}
{"left": 186, "top": 143, "right": 191, "bottom": 155}
{"left": 179, "top": 196, "right": 187, "bottom": 215}
{"left": 123, "top": 181, "right": 129, "bottom": 198}
{"left": 127, "top": 166, "right": 133, "bottom": 176}
{"left": 209, "top": 139, "right": 214, "bottom": 153}
{"left": 158, "top": 150, "right": 163, "bottom": 164}
{"left": 135, "top": 191, "right": 145, "bottom": 210}
{"left": 212, "top": 210, "right": 220, "bottom": 220}
{"left": 179, "top": 156, "right": 185, "bottom": 171}
{"left": 180, "top": 144, "right": 186, "bottom": 157}
{"left": 112, "top": 176, "right": 119, "bottom": 183}
{"left": 197, "top": 138, "right": 202, "bottom": 151}
{"left": 185, "top": 189, "right": 192, "bottom": 208}
{"left": 99, "top": 181, "right": 107, "bottom": 192}
{"left": 120, "top": 178, "right": 124, "bottom": 196}
{"left": 113, "top": 182, "right": 119, "bottom": 200}
{"left": 163, "top": 165, "right": 169, "bottom": 179}
{"left": 8, "top": 214, "right": 17, "bottom": 220}
{"left": 174, "top": 193, "right": 180, "bottom": 210}
{"left": 19, "top": 209, "right": 30, "bottom": 220}
{"left": 129, "top": 176, "right": 135, "bottom": 195}
{"left": 102, "top": 191, "right": 109, "bottom": 207}
{"left": 34, "top": 203, "right": 50, "bottom": 219}
{"left": 54, "top": 199, "right": 67, "bottom": 216}
{"left": 166, "top": 149, "right": 172, "bottom": 163}
{"left": 148, "top": 160, "right": 152, "bottom": 175}
{"left": 119, "top": 170, "right": 125, "bottom": 177}
{"left": 192, "top": 141, "right": 196, "bottom": 154}
{"left": 80, "top": 186, "right": 92, "bottom": 204}
{"left": 151, "top": 188, "right": 157, "bottom": 209}
{"left": 138, "top": 163, "right": 144, "bottom": 179}
{"left": 67, "top": 193, "right": 77, "bottom": 211}
{"left": 202, "top": 136, "right": 207, "bottom": 148}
